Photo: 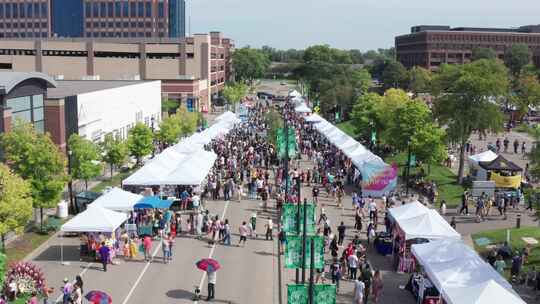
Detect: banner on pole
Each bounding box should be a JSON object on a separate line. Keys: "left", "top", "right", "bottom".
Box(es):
{"left": 286, "top": 284, "right": 336, "bottom": 304}
{"left": 284, "top": 235, "right": 324, "bottom": 269}
{"left": 281, "top": 204, "right": 316, "bottom": 234}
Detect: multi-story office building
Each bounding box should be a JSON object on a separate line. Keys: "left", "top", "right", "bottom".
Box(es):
{"left": 0, "top": 32, "right": 234, "bottom": 110}
{"left": 0, "top": 0, "right": 186, "bottom": 39}
{"left": 396, "top": 25, "right": 540, "bottom": 70}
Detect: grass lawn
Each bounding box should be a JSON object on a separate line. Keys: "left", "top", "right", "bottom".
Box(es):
{"left": 5, "top": 229, "right": 54, "bottom": 264}
{"left": 336, "top": 120, "right": 359, "bottom": 138}
{"left": 385, "top": 152, "right": 465, "bottom": 208}
{"left": 472, "top": 226, "right": 540, "bottom": 276}
{"left": 90, "top": 169, "right": 135, "bottom": 193}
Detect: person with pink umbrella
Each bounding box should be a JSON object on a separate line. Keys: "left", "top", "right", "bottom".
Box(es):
{"left": 196, "top": 258, "right": 221, "bottom": 301}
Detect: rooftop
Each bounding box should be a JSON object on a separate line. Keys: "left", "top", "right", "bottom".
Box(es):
{"left": 0, "top": 72, "right": 56, "bottom": 95}
{"left": 46, "top": 80, "right": 152, "bottom": 99}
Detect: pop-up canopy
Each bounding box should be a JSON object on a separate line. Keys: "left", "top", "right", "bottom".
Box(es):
{"left": 89, "top": 187, "right": 143, "bottom": 212}
{"left": 468, "top": 150, "right": 498, "bottom": 164}
{"left": 134, "top": 196, "right": 173, "bottom": 209}
{"left": 61, "top": 205, "right": 128, "bottom": 233}
{"left": 445, "top": 280, "right": 525, "bottom": 304}
{"left": 398, "top": 210, "right": 460, "bottom": 240}
{"left": 294, "top": 102, "right": 312, "bottom": 113}
{"left": 388, "top": 201, "right": 429, "bottom": 222}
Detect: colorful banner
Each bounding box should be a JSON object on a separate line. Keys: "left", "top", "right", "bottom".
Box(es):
{"left": 490, "top": 172, "right": 521, "bottom": 189}
{"left": 287, "top": 284, "right": 336, "bottom": 304}
{"left": 281, "top": 204, "right": 316, "bottom": 234}
{"left": 277, "top": 128, "right": 297, "bottom": 159}
{"left": 287, "top": 284, "right": 308, "bottom": 304}
{"left": 284, "top": 235, "right": 324, "bottom": 269}
{"left": 314, "top": 284, "right": 337, "bottom": 304}
{"left": 361, "top": 162, "right": 398, "bottom": 197}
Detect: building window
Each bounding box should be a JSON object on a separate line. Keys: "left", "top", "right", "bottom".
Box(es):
{"left": 137, "top": 1, "right": 144, "bottom": 17}
{"left": 145, "top": 2, "right": 151, "bottom": 17}
{"left": 108, "top": 21, "right": 114, "bottom": 28}
{"left": 100, "top": 21, "right": 106, "bottom": 27}
{"left": 187, "top": 53, "right": 194, "bottom": 59}
{"left": 107, "top": 2, "right": 113, "bottom": 17}
{"left": 100, "top": 2, "right": 106, "bottom": 17}
{"left": 130, "top": 21, "right": 136, "bottom": 28}
{"left": 115, "top": 21, "right": 121, "bottom": 27}
{"left": 158, "top": 2, "right": 164, "bottom": 17}
{"left": 115, "top": 2, "right": 121, "bottom": 17}
{"left": 129, "top": 2, "right": 136, "bottom": 16}
{"left": 122, "top": 1, "right": 128, "bottom": 16}
{"left": 41, "top": 2, "right": 47, "bottom": 18}
{"left": 12, "top": 3, "right": 18, "bottom": 18}
{"left": 19, "top": 3, "right": 25, "bottom": 18}
{"left": 123, "top": 21, "right": 129, "bottom": 27}
{"left": 145, "top": 32, "right": 151, "bottom": 37}
{"left": 137, "top": 21, "right": 143, "bottom": 28}
{"left": 0, "top": 4, "right": 3, "bottom": 18}
{"left": 85, "top": 2, "right": 91, "bottom": 17}
{"left": 145, "top": 21, "right": 151, "bottom": 28}
{"left": 122, "top": 32, "right": 128, "bottom": 37}
{"left": 93, "top": 2, "right": 99, "bottom": 17}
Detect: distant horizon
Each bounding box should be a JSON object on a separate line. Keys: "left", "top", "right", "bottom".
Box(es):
{"left": 189, "top": 0, "right": 540, "bottom": 51}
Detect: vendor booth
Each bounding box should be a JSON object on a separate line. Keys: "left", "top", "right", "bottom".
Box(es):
{"left": 389, "top": 204, "right": 460, "bottom": 273}
{"left": 468, "top": 150, "right": 498, "bottom": 181}
{"left": 90, "top": 187, "right": 143, "bottom": 212}
{"left": 294, "top": 102, "right": 312, "bottom": 114}
{"left": 60, "top": 206, "right": 128, "bottom": 264}
{"left": 478, "top": 155, "right": 522, "bottom": 188}
{"left": 410, "top": 239, "right": 524, "bottom": 304}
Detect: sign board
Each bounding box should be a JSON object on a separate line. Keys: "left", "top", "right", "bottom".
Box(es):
{"left": 284, "top": 235, "right": 324, "bottom": 269}
{"left": 287, "top": 284, "right": 336, "bottom": 304}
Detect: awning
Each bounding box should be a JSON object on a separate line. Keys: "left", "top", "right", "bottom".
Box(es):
{"left": 398, "top": 210, "right": 460, "bottom": 240}
{"left": 479, "top": 155, "right": 522, "bottom": 172}
{"left": 134, "top": 196, "right": 173, "bottom": 209}
{"left": 61, "top": 206, "right": 128, "bottom": 233}
{"left": 89, "top": 187, "right": 143, "bottom": 212}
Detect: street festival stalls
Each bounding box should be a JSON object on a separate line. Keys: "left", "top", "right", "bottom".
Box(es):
{"left": 478, "top": 154, "right": 523, "bottom": 189}
{"left": 60, "top": 206, "right": 128, "bottom": 264}
{"left": 411, "top": 239, "right": 525, "bottom": 304}
{"left": 89, "top": 187, "right": 143, "bottom": 212}
{"left": 304, "top": 113, "right": 398, "bottom": 197}
{"left": 468, "top": 150, "right": 498, "bottom": 181}
{"left": 294, "top": 102, "right": 312, "bottom": 114}
{"left": 289, "top": 90, "right": 302, "bottom": 98}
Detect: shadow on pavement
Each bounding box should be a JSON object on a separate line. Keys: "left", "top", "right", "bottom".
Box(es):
{"left": 253, "top": 250, "right": 276, "bottom": 257}
{"left": 166, "top": 289, "right": 194, "bottom": 299}
{"left": 33, "top": 245, "right": 81, "bottom": 262}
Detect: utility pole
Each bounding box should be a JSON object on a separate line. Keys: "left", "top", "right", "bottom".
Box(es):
{"left": 301, "top": 195, "right": 307, "bottom": 283}
{"left": 308, "top": 238, "right": 315, "bottom": 304}
{"left": 406, "top": 141, "right": 411, "bottom": 196}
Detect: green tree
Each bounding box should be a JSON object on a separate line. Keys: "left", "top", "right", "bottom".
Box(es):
{"left": 350, "top": 68, "right": 372, "bottom": 95}
{"left": 0, "top": 163, "right": 33, "bottom": 251}
{"left": 408, "top": 66, "right": 431, "bottom": 95}
{"left": 386, "top": 98, "right": 432, "bottom": 150}
{"left": 222, "top": 82, "right": 248, "bottom": 111}
{"left": 161, "top": 99, "right": 180, "bottom": 114}
{"left": 176, "top": 105, "right": 198, "bottom": 137}
{"left": 68, "top": 134, "right": 102, "bottom": 191}
{"left": 381, "top": 60, "right": 408, "bottom": 90}
{"left": 472, "top": 47, "right": 497, "bottom": 61}
{"left": 432, "top": 59, "right": 509, "bottom": 182}
{"left": 156, "top": 115, "right": 182, "bottom": 147}
{"left": 101, "top": 133, "right": 128, "bottom": 179}
{"left": 504, "top": 44, "right": 530, "bottom": 77}
{"left": 351, "top": 93, "right": 384, "bottom": 141}
{"left": 1, "top": 121, "right": 66, "bottom": 230}
{"left": 411, "top": 124, "right": 447, "bottom": 169}
{"left": 127, "top": 123, "right": 154, "bottom": 166}
{"left": 232, "top": 47, "right": 271, "bottom": 83}
{"left": 512, "top": 73, "right": 540, "bottom": 116}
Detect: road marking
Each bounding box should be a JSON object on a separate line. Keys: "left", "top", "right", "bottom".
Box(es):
{"left": 55, "top": 262, "right": 94, "bottom": 303}
{"left": 195, "top": 200, "right": 230, "bottom": 302}
{"left": 121, "top": 241, "right": 162, "bottom": 304}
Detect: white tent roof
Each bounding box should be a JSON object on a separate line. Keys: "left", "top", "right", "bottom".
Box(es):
{"left": 469, "top": 150, "right": 498, "bottom": 163}
{"left": 61, "top": 206, "right": 128, "bottom": 233}
{"left": 445, "top": 280, "right": 525, "bottom": 304}
{"left": 411, "top": 240, "right": 518, "bottom": 304}
{"left": 295, "top": 102, "right": 312, "bottom": 113}
{"left": 90, "top": 187, "right": 143, "bottom": 211}
{"left": 289, "top": 90, "right": 301, "bottom": 97}
{"left": 388, "top": 201, "right": 429, "bottom": 222}
{"left": 305, "top": 114, "right": 324, "bottom": 122}
{"left": 161, "top": 150, "right": 217, "bottom": 185}
{"left": 398, "top": 210, "right": 460, "bottom": 240}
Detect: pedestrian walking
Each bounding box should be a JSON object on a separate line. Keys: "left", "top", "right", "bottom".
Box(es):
{"left": 239, "top": 221, "right": 248, "bottom": 247}
{"left": 265, "top": 219, "right": 274, "bottom": 241}
{"left": 348, "top": 252, "right": 359, "bottom": 280}
{"left": 338, "top": 221, "right": 346, "bottom": 246}
{"left": 372, "top": 270, "right": 383, "bottom": 303}
{"left": 98, "top": 242, "right": 110, "bottom": 272}
{"left": 353, "top": 278, "right": 365, "bottom": 304}
{"left": 61, "top": 278, "right": 72, "bottom": 304}
{"left": 331, "top": 258, "right": 342, "bottom": 292}
{"left": 143, "top": 235, "right": 152, "bottom": 261}
{"left": 206, "top": 270, "right": 217, "bottom": 301}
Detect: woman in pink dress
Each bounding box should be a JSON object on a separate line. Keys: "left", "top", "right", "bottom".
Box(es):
{"left": 372, "top": 270, "right": 383, "bottom": 303}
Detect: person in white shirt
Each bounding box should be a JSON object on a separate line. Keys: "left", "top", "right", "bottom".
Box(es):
{"left": 368, "top": 199, "right": 377, "bottom": 221}
{"left": 353, "top": 279, "right": 365, "bottom": 304}
{"left": 348, "top": 253, "right": 359, "bottom": 280}
{"left": 192, "top": 194, "right": 201, "bottom": 211}
{"left": 206, "top": 270, "right": 217, "bottom": 301}
{"left": 238, "top": 222, "right": 249, "bottom": 247}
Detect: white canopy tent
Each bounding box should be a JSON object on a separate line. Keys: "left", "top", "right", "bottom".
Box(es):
{"left": 397, "top": 210, "right": 460, "bottom": 240}
{"left": 388, "top": 201, "right": 429, "bottom": 222}
{"left": 289, "top": 90, "right": 301, "bottom": 98}
{"left": 445, "top": 280, "right": 525, "bottom": 304}
{"left": 160, "top": 150, "right": 218, "bottom": 185}
{"left": 411, "top": 240, "right": 520, "bottom": 304}
{"left": 468, "top": 150, "right": 498, "bottom": 180}
{"left": 295, "top": 102, "right": 312, "bottom": 113}
{"left": 89, "top": 187, "right": 143, "bottom": 212}
{"left": 469, "top": 150, "right": 498, "bottom": 163}
{"left": 60, "top": 206, "right": 128, "bottom": 264}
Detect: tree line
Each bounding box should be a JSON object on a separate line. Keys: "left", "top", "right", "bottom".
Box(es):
{"left": 0, "top": 106, "right": 199, "bottom": 250}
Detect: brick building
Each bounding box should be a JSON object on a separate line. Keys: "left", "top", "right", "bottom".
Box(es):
{"left": 0, "top": 0, "right": 185, "bottom": 39}
{"left": 0, "top": 32, "right": 234, "bottom": 111}
{"left": 396, "top": 25, "right": 540, "bottom": 70}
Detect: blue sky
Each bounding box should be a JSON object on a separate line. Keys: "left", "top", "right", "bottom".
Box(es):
{"left": 190, "top": 0, "right": 540, "bottom": 51}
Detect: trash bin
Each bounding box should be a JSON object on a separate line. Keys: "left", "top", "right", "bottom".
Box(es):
{"left": 57, "top": 200, "right": 68, "bottom": 218}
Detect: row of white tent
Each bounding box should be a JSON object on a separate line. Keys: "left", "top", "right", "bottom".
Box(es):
{"left": 123, "top": 111, "right": 240, "bottom": 186}
{"left": 389, "top": 201, "right": 524, "bottom": 304}
{"left": 304, "top": 113, "right": 389, "bottom": 180}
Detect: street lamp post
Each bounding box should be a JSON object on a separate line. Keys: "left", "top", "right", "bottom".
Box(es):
{"left": 151, "top": 117, "right": 156, "bottom": 158}
{"left": 406, "top": 140, "right": 411, "bottom": 196}
{"left": 67, "top": 149, "right": 75, "bottom": 214}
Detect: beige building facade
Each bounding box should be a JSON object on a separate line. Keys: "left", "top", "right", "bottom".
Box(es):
{"left": 0, "top": 31, "right": 233, "bottom": 110}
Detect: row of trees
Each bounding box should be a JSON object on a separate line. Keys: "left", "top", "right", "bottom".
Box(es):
{"left": 260, "top": 45, "right": 395, "bottom": 64}
{"left": 0, "top": 106, "right": 198, "bottom": 249}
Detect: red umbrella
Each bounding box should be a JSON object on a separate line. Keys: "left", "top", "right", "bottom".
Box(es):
{"left": 196, "top": 258, "right": 221, "bottom": 272}
{"left": 85, "top": 290, "right": 112, "bottom": 304}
